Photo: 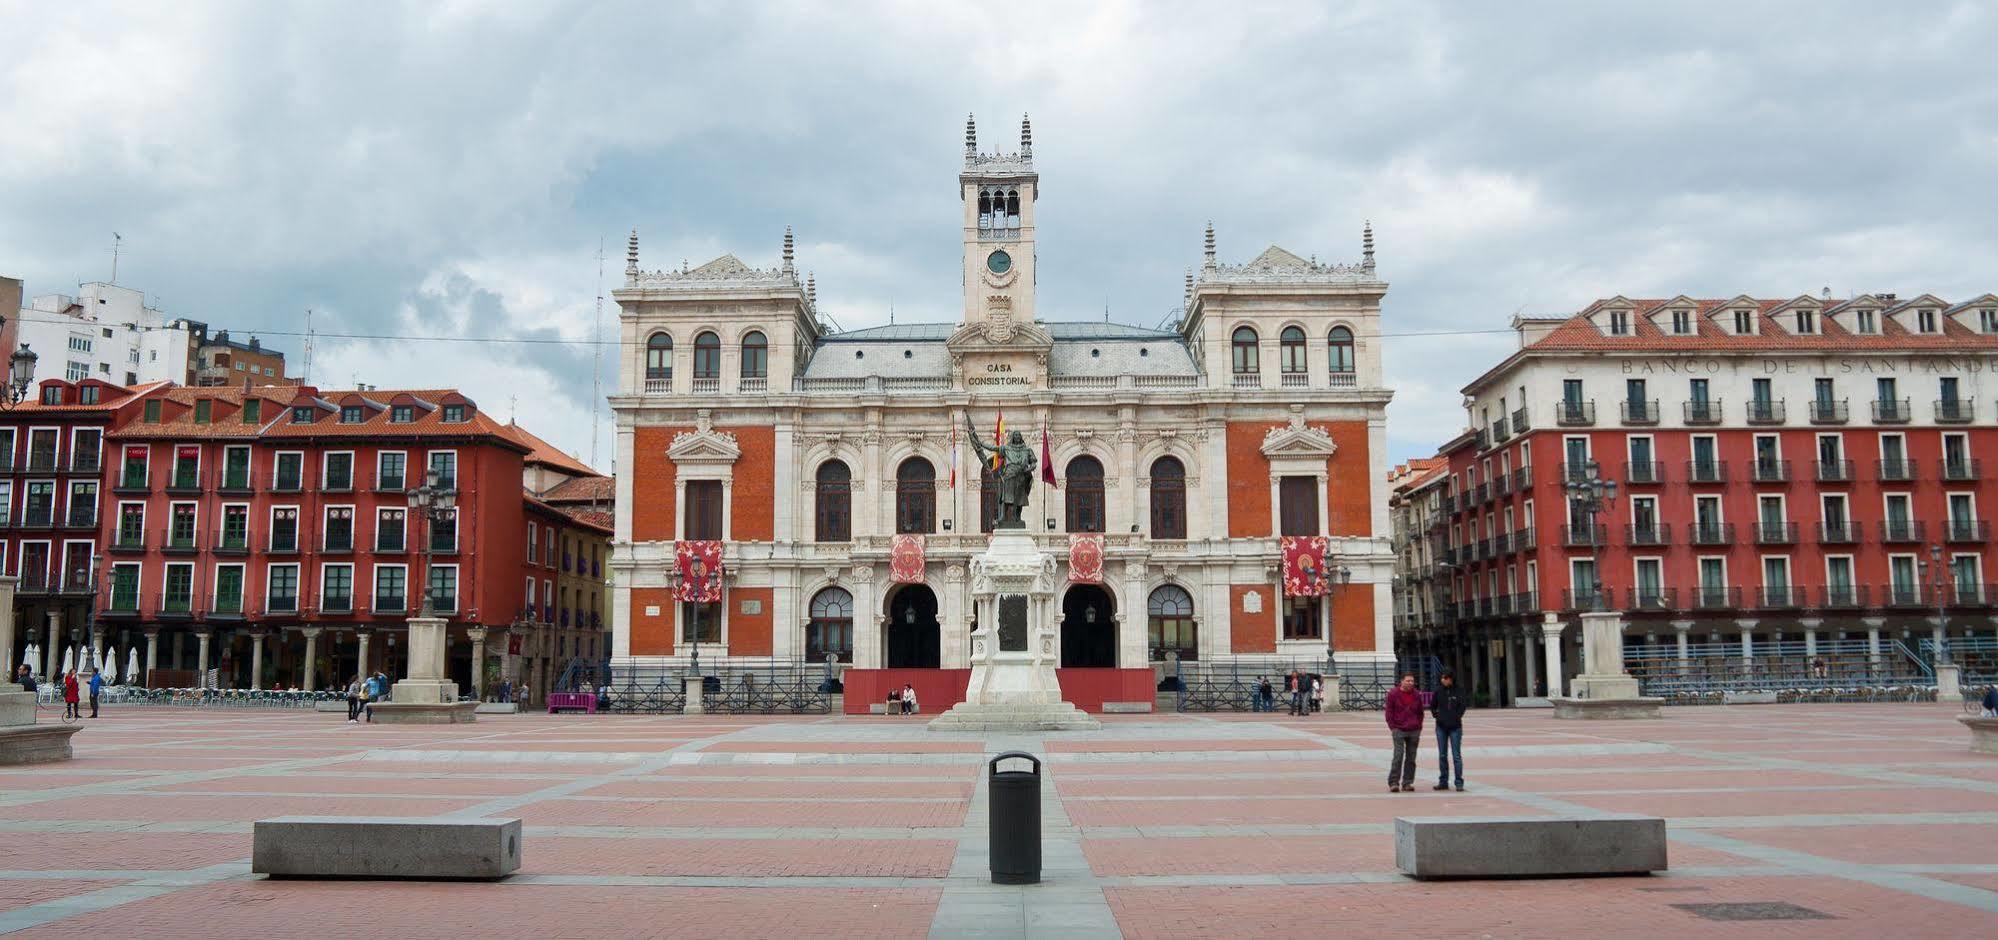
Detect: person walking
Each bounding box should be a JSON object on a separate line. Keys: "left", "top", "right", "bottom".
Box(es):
{"left": 1285, "top": 670, "right": 1303, "bottom": 716}
{"left": 1384, "top": 673, "right": 1424, "bottom": 792}
{"left": 1430, "top": 670, "right": 1469, "bottom": 792}
{"left": 345, "top": 675, "right": 364, "bottom": 723}
{"left": 87, "top": 669, "right": 103, "bottom": 718}
{"left": 62, "top": 670, "right": 81, "bottom": 720}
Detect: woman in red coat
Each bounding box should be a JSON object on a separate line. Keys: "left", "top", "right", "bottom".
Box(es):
{"left": 62, "top": 671, "right": 80, "bottom": 720}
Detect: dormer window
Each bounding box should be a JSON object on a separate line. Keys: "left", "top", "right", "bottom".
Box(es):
{"left": 340, "top": 405, "right": 365, "bottom": 424}
{"left": 1856, "top": 310, "right": 1876, "bottom": 333}
{"left": 39, "top": 386, "right": 61, "bottom": 405}
{"left": 1980, "top": 310, "right": 1998, "bottom": 334}
{"left": 292, "top": 406, "right": 315, "bottom": 424}
{"left": 1917, "top": 309, "right": 1938, "bottom": 333}
{"left": 1607, "top": 312, "right": 1629, "bottom": 336}
{"left": 78, "top": 385, "right": 98, "bottom": 405}
{"left": 1733, "top": 310, "right": 1755, "bottom": 334}
{"left": 1671, "top": 310, "right": 1691, "bottom": 334}
{"left": 391, "top": 405, "right": 414, "bottom": 423}
{"left": 194, "top": 400, "right": 212, "bottom": 424}
{"left": 442, "top": 404, "right": 466, "bottom": 423}
{"left": 1794, "top": 311, "right": 1816, "bottom": 334}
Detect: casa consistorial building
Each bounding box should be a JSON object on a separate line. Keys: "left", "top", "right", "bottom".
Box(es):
{"left": 607, "top": 115, "right": 1395, "bottom": 713}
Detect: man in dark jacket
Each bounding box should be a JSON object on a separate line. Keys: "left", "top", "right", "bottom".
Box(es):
{"left": 1383, "top": 674, "right": 1424, "bottom": 791}
{"left": 1430, "top": 671, "right": 1469, "bottom": 791}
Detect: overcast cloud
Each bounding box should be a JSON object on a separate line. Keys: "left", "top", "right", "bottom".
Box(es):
{"left": 4, "top": 0, "right": 1994, "bottom": 472}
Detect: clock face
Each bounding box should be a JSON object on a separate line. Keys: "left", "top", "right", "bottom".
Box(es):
{"left": 986, "top": 250, "right": 1012, "bottom": 275}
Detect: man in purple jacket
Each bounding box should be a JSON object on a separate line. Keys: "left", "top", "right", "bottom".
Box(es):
{"left": 1384, "top": 673, "right": 1424, "bottom": 792}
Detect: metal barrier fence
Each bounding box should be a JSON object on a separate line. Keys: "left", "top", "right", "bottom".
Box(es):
{"left": 1929, "top": 636, "right": 1998, "bottom": 683}
{"left": 1171, "top": 657, "right": 1414, "bottom": 712}
{"left": 1627, "top": 639, "right": 1938, "bottom": 704}
{"left": 600, "top": 659, "right": 835, "bottom": 715}
{"left": 42, "top": 686, "right": 348, "bottom": 708}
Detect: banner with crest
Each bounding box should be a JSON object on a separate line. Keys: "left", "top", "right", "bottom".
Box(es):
{"left": 1280, "top": 535, "right": 1331, "bottom": 597}
{"left": 673, "top": 540, "right": 724, "bottom": 603}
{"left": 1068, "top": 534, "right": 1104, "bottom": 583}
{"left": 889, "top": 534, "right": 927, "bottom": 584}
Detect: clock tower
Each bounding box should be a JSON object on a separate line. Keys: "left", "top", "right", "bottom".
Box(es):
{"left": 960, "top": 113, "right": 1038, "bottom": 333}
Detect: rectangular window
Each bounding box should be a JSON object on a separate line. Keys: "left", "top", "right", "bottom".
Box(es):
{"left": 1734, "top": 310, "right": 1754, "bottom": 333}
{"left": 169, "top": 502, "right": 198, "bottom": 549}
{"left": 374, "top": 565, "right": 408, "bottom": 612}
{"left": 67, "top": 428, "right": 100, "bottom": 473}
{"left": 526, "top": 523, "right": 538, "bottom": 563}
{"left": 1278, "top": 476, "right": 1319, "bottom": 536}
{"left": 1751, "top": 377, "right": 1772, "bottom": 405}
{"left": 65, "top": 481, "right": 96, "bottom": 528}
{"left": 1918, "top": 309, "right": 1937, "bottom": 333}
{"left": 685, "top": 480, "right": 724, "bottom": 540}
{"left": 212, "top": 566, "right": 244, "bottom": 615}
{"left": 324, "top": 506, "right": 354, "bottom": 551}
{"left": 1890, "top": 555, "right": 1918, "bottom": 602}
{"left": 109, "top": 563, "right": 140, "bottom": 612}
{"left": 323, "top": 452, "right": 353, "bottom": 490}
{"left": 1795, "top": 310, "right": 1816, "bottom": 333}
{"left": 222, "top": 445, "right": 251, "bottom": 490}
{"left": 391, "top": 405, "right": 413, "bottom": 423}
{"left": 242, "top": 398, "right": 261, "bottom": 423}
{"left": 1280, "top": 596, "right": 1321, "bottom": 640}
{"left": 221, "top": 505, "right": 249, "bottom": 550}
{"left": 291, "top": 406, "right": 314, "bottom": 424}
{"left": 120, "top": 446, "right": 148, "bottom": 489}
{"left": 1671, "top": 309, "right": 1691, "bottom": 334}
{"left": 321, "top": 565, "right": 353, "bottom": 613}
{"left": 1856, "top": 309, "right": 1876, "bottom": 333}
{"left": 1570, "top": 558, "right": 1598, "bottom": 608}
{"left": 1826, "top": 556, "right": 1855, "bottom": 599}
{"left": 23, "top": 481, "right": 53, "bottom": 527}
{"left": 1561, "top": 379, "right": 1583, "bottom": 405}
{"left": 193, "top": 399, "right": 211, "bottom": 424}
{"left": 267, "top": 564, "right": 300, "bottom": 613}
{"left": 163, "top": 563, "right": 195, "bottom": 614}
{"left": 1634, "top": 558, "right": 1662, "bottom": 605}
{"left": 270, "top": 507, "right": 299, "bottom": 552}
{"left": 376, "top": 509, "right": 407, "bottom": 552}
{"left": 1981, "top": 310, "right": 1998, "bottom": 333}
{"left": 274, "top": 452, "right": 303, "bottom": 491}
{"left": 340, "top": 405, "right": 364, "bottom": 423}
{"left": 427, "top": 451, "right": 457, "bottom": 489}
{"left": 1607, "top": 311, "right": 1628, "bottom": 335}
{"left": 1876, "top": 377, "right": 1897, "bottom": 404}
{"left": 428, "top": 564, "right": 459, "bottom": 612}
{"left": 143, "top": 399, "right": 161, "bottom": 423}
{"left": 171, "top": 446, "right": 200, "bottom": 489}
{"left": 680, "top": 601, "right": 722, "bottom": 643}
{"left": 26, "top": 429, "right": 57, "bottom": 471}
{"left": 430, "top": 508, "right": 458, "bottom": 553}
{"left": 1688, "top": 378, "right": 1709, "bottom": 404}
{"left": 442, "top": 404, "right": 465, "bottom": 422}
{"left": 117, "top": 503, "right": 144, "bottom": 547}
{"left": 377, "top": 451, "right": 406, "bottom": 491}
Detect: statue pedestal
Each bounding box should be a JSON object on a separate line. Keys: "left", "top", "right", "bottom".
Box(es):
{"left": 370, "top": 617, "right": 478, "bottom": 724}
{"left": 1551, "top": 611, "right": 1661, "bottom": 720}
{"left": 929, "top": 531, "right": 1099, "bottom": 732}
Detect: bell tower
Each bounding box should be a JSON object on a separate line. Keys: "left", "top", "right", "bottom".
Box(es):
{"left": 960, "top": 113, "right": 1038, "bottom": 332}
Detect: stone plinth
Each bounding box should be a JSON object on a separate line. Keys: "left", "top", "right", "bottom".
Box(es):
{"left": 252, "top": 816, "right": 521, "bottom": 879}
{"left": 930, "top": 531, "right": 1099, "bottom": 732}
{"left": 0, "top": 723, "right": 83, "bottom": 765}
{"left": 1550, "top": 697, "right": 1662, "bottom": 719}
{"left": 1960, "top": 716, "right": 1998, "bottom": 755}
{"left": 1395, "top": 815, "right": 1667, "bottom": 879}
{"left": 379, "top": 616, "right": 475, "bottom": 724}
{"left": 1553, "top": 610, "right": 1662, "bottom": 720}
{"left": 368, "top": 702, "right": 480, "bottom": 724}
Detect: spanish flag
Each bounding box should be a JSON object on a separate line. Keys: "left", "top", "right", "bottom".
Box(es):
{"left": 990, "top": 411, "right": 1006, "bottom": 469}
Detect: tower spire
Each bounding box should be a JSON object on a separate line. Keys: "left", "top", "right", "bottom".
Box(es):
{"left": 1183, "top": 268, "right": 1194, "bottom": 304}
{"left": 964, "top": 113, "right": 977, "bottom": 162}
{"left": 1020, "top": 113, "right": 1032, "bottom": 161}
{"left": 1362, "top": 220, "right": 1375, "bottom": 272}
{"left": 625, "top": 228, "right": 639, "bottom": 282}
{"left": 1203, "top": 221, "right": 1216, "bottom": 268}
{"left": 782, "top": 226, "right": 795, "bottom": 274}
{"left": 806, "top": 271, "right": 816, "bottom": 307}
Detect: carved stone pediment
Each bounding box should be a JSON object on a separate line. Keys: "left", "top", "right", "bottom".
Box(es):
{"left": 1260, "top": 416, "right": 1337, "bottom": 459}
{"left": 667, "top": 427, "right": 741, "bottom": 466}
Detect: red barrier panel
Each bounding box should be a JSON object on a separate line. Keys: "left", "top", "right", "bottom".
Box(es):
{"left": 841, "top": 669, "right": 970, "bottom": 715}
{"left": 1055, "top": 668, "right": 1158, "bottom": 713}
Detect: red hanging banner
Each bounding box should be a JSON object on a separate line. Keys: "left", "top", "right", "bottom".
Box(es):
{"left": 124, "top": 446, "right": 147, "bottom": 462}
{"left": 1067, "top": 534, "right": 1104, "bottom": 584}
{"left": 175, "top": 445, "right": 199, "bottom": 461}
{"left": 1281, "top": 535, "right": 1331, "bottom": 597}
{"left": 889, "top": 534, "right": 927, "bottom": 584}
{"left": 673, "top": 540, "right": 724, "bottom": 603}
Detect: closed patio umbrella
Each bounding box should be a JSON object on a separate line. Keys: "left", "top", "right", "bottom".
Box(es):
{"left": 60, "top": 647, "right": 73, "bottom": 676}
{"left": 104, "top": 647, "right": 119, "bottom": 683}
{"left": 127, "top": 649, "right": 140, "bottom": 686}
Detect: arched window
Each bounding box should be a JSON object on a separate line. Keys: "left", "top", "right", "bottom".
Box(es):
{"left": 1231, "top": 326, "right": 1259, "bottom": 374}
{"left": 807, "top": 587, "right": 854, "bottom": 663}
{"left": 1149, "top": 456, "right": 1186, "bottom": 539}
{"left": 895, "top": 457, "right": 935, "bottom": 534}
{"left": 1280, "top": 326, "right": 1307, "bottom": 374}
{"left": 740, "top": 331, "right": 767, "bottom": 379}
{"left": 1147, "top": 584, "right": 1197, "bottom": 662}
{"left": 1065, "top": 456, "right": 1105, "bottom": 533}
{"left": 814, "top": 460, "right": 851, "bottom": 542}
{"left": 1328, "top": 326, "right": 1355, "bottom": 377}
{"left": 644, "top": 333, "right": 673, "bottom": 382}
{"left": 693, "top": 331, "right": 721, "bottom": 380}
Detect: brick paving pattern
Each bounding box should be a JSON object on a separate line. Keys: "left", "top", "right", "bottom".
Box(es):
{"left": 0, "top": 703, "right": 1987, "bottom": 936}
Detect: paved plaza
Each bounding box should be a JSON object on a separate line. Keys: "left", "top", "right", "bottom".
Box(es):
{"left": 0, "top": 704, "right": 1989, "bottom": 936}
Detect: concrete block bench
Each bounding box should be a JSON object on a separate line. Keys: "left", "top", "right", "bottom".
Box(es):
{"left": 253, "top": 816, "right": 521, "bottom": 879}
{"left": 1960, "top": 716, "right": 1998, "bottom": 755}
{"left": 1395, "top": 815, "right": 1666, "bottom": 880}
{"left": 475, "top": 702, "right": 519, "bottom": 715}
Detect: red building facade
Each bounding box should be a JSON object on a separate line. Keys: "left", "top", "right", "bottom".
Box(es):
{"left": 1409, "top": 293, "right": 1998, "bottom": 703}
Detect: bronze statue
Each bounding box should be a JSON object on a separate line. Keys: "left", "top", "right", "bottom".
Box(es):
{"left": 964, "top": 414, "right": 1036, "bottom": 529}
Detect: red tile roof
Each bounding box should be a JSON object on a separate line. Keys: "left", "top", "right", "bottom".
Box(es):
{"left": 1526, "top": 297, "right": 1998, "bottom": 353}
{"left": 502, "top": 422, "right": 600, "bottom": 477}
{"left": 256, "top": 388, "right": 527, "bottom": 449}
{"left": 3, "top": 380, "right": 168, "bottom": 419}
{"left": 560, "top": 508, "right": 614, "bottom": 534}
{"left": 108, "top": 385, "right": 305, "bottom": 440}
{"left": 542, "top": 475, "right": 614, "bottom": 504}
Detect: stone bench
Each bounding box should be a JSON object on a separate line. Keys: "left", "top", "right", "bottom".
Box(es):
{"left": 1395, "top": 815, "right": 1666, "bottom": 880}
{"left": 253, "top": 816, "right": 521, "bottom": 880}
{"left": 1960, "top": 716, "right": 1998, "bottom": 755}
{"left": 1722, "top": 690, "right": 1779, "bottom": 705}
{"left": 475, "top": 702, "right": 519, "bottom": 715}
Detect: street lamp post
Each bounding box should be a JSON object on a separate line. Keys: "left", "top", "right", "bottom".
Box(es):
{"left": 406, "top": 469, "right": 457, "bottom": 618}
{"left": 1920, "top": 543, "right": 1950, "bottom": 666}
{"left": 0, "top": 341, "right": 38, "bottom": 410}
{"left": 1562, "top": 461, "right": 1619, "bottom": 611}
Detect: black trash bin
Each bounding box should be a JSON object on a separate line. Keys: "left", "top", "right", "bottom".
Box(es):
{"left": 988, "top": 751, "right": 1042, "bottom": 884}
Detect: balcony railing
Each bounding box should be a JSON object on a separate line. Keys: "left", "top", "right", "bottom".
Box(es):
{"left": 1808, "top": 399, "right": 1849, "bottom": 424}
{"left": 65, "top": 453, "right": 102, "bottom": 474}
{"left": 1624, "top": 461, "right": 1665, "bottom": 485}
{"left": 211, "top": 528, "right": 250, "bottom": 555}
{"left": 113, "top": 470, "right": 149, "bottom": 493}
{"left": 1562, "top": 588, "right": 1608, "bottom": 611}
{"left": 1562, "top": 524, "right": 1608, "bottom": 547}
{"left": 373, "top": 593, "right": 408, "bottom": 614}
{"left": 1490, "top": 417, "right": 1509, "bottom": 441}
{"left": 1683, "top": 400, "right": 1723, "bottom": 425}
{"left": 318, "top": 592, "right": 354, "bottom": 614}
{"left": 1815, "top": 458, "right": 1855, "bottom": 482}
{"left": 266, "top": 593, "right": 300, "bottom": 615}
{"left": 1689, "top": 586, "right": 1740, "bottom": 610}
{"left": 1935, "top": 399, "right": 1974, "bottom": 424}
{"left": 1625, "top": 523, "right": 1671, "bottom": 546}
{"left": 1511, "top": 407, "right": 1530, "bottom": 433}
{"left": 1626, "top": 587, "right": 1677, "bottom": 612}
{"left": 1688, "top": 521, "right": 1734, "bottom": 545}
{"left": 1876, "top": 457, "right": 1918, "bottom": 482}
{"left": 1880, "top": 584, "right": 1928, "bottom": 608}
{"left": 1745, "top": 399, "right": 1786, "bottom": 424}
{"left": 217, "top": 468, "right": 254, "bottom": 495}
{"left": 159, "top": 528, "right": 200, "bottom": 554}
{"left": 1750, "top": 459, "right": 1791, "bottom": 482}
{"left": 1555, "top": 400, "right": 1595, "bottom": 426}
{"left": 1818, "top": 584, "right": 1868, "bottom": 609}
{"left": 692, "top": 377, "right": 722, "bottom": 393}
{"left": 1512, "top": 465, "right": 1533, "bottom": 490}
{"left": 323, "top": 531, "right": 354, "bottom": 553}
{"left": 1872, "top": 398, "right": 1911, "bottom": 423}
{"left": 109, "top": 529, "right": 146, "bottom": 552}
{"left": 643, "top": 377, "right": 670, "bottom": 394}
{"left": 1943, "top": 458, "right": 1981, "bottom": 482}
{"left": 1620, "top": 400, "right": 1659, "bottom": 425}
{"left": 1815, "top": 521, "right": 1859, "bottom": 545}
{"left": 1559, "top": 461, "right": 1598, "bottom": 484}
{"left": 1878, "top": 519, "right": 1926, "bottom": 543}
{"left": 1230, "top": 374, "right": 1261, "bottom": 390}
{"left": 211, "top": 594, "right": 244, "bottom": 616}
{"left": 166, "top": 467, "right": 204, "bottom": 494}
{"left": 1945, "top": 519, "right": 1989, "bottom": 543}
{"left": 1754, "top": 521, "right": 1798, "bottom": 544}
{"left": 1510, "top": 526, "right": 1536, "bottom": 552}
{"left": 1686, "top": 460, "right": 1728, "bottom": 484}
{"left": 1757, "top": 586, "right": 1803, "bottom": 609}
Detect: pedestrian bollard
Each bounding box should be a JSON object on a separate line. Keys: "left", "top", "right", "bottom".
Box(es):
{"left": 988, "top": 750, "right": 1042, "bottom": 884}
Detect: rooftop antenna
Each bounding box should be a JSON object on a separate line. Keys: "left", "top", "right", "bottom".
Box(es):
{"left": 509, "top": 394, "right": 518, "bottom": 423}
{"left": 110, "top": 233, "right": 122, "bottom": 284}
{"left": 889, "top": 299, "right": 895, "bottom": 325}
{"left": 591, "top": 236, "right": 605, "bottom": 469}
{"left": 302, "top": 308, "right": 314, "bottom": 384}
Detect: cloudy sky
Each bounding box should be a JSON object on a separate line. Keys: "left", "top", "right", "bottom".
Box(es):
{"left": 4, "top": 1, "right": 1994, "bottom": 472}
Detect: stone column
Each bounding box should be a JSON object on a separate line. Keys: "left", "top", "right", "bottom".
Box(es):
{"left": 143, "top": 629, "right": 159, "bottom": 687}
{"left": 0, "top": 577, "right": 15, "bottom": 684}
{"left": 194, "top": 630, "right": 213, "bottom": 687}
{"left": 356, "top": 629, "right": 373, "bottom": 678}
{"left": 389, "top": 617, "right": 458, "bottom": 704}
{"left": 467, "top": 626, "right": 488, "bottom": 700}
{"left": 851, "top": 567, "right": 880, "bottom": 669}
{"left": 1930, "top": 616, "right": 1948, "bottom": 664}
{"left": 1466, "top": 630, "right": 1485, "bottom": 703}
{"left": 300, "top": 628, "right": 321, "bottom": 692}
{"left": 1735, "top": 619, "right": 1758, "bottom": 665}
{"left": 249, "top": 630, "right": 266, "bottom": 690}
{"left": 1800, "top": 617, "right": 1821, "bottom": 656}
{"left": 1670, "top": 619, "right": 1692, "bottom": 670}
{"left": 1118, "top": 562, "right": 1147, "bottom": 668}
{"left": 44, "top": 613, "right": 59, "bottom": 678}
{"left": 1540, "top": 614, "right": 1567, "bottom": 699}
{"left": 1522, "top": 626, "right": 1541, "bottom": 698}
{"left": 1863, "top": 616, "right": 1884, "bottom": 670}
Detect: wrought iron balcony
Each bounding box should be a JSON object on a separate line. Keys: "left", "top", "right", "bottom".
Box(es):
{"left": 1880, "top": 584, "right": 1928, "bottom": 608}
{"left": 1562, "top": 524, "right": 1608, "bottom": 547}
{"left": 1878, "top": 519, "right": 1926, "bottom": 543}
{"left": 1876, "top": 457, "right": 1918, "bottom": 482}
{"left": 1511, "top": 407, "right": 1530, "bottom": 433}
{"left": 1818, "top": 584, "right": 1868, "bottom": 609}
{"left": 1815, "top": 521, "right": 1859, "bottom": 545}
{"left": 1689, "top": 521, "right": 1735, "bottom": 545}
{"left": 1815, "top": 458, "right": 1855, "bottom": 483}
{"left": 1754, "top": 521, "right": 1798, "bottom": 544}
{"left": 1945, "top": 519, "right": 1989, "bottom": 543}
{"left": 1555, "top": 400, "right": 1595, "bottom": 426}
{"left": 1746, "top": 399, "right": 1786, "bottom": 424}
{"left": 211, "top": 528, "right": 250, "bottom": 556}
{"left": 1943, "top": 458, "right": 1982, "bottom": 482}
{"left": 1689, "top": 586, "right": 1740, "bottom": 610}
{"left": 1562, "top": 588, "right": 1609, "bottom": 611}
{"left": 1625, "top": 461, "right": 1665, "bottom": 485}
{"left": 1935, "top": 398, "right": 1975, "bottom": 424}
{"left": 1808, "top": 399, "right": 1849, "bottom": 424}
{"left": 1872, "top": 398, "right": 1912, "bottom": 423}
{"left": 1757, "top": 586, "right": 1803, "bottom": 609}
{"left": 1947, "top": 583, "right": 1995, "bottom": 608}
{"left": 1491, "top": 418, "right": 1509, "bottom": 442}
{"left": 1751, "top": 459, "right": 1791, "bottom": 483}
{"left": 1683, "top": 400, "right": 1723, "bottom": 425}
{"left": 1512, "top": 465, "right": 1533, "bottom": 490}
{"left": 1559, "top": 461, "right": 1598, "bottom": 484}
{"left": 1620, "top": 400, "right": 1660, "bottom": 425}
{"left": 1625, "top": 523, "right": 1671, "bottom": 547}
{"left": 1685, "top": 459, "right": 1728, "bottom": 484}
{"left": 158, "top": 528, "right": 200, "bottom": 555}
{"left": 1626, "top": 587, "right": 1678, "bottom": 612}
{"left": 1509, "top": 526, "right": 1536, "bottom": 552}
